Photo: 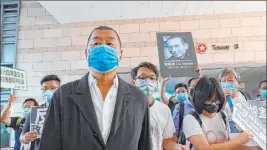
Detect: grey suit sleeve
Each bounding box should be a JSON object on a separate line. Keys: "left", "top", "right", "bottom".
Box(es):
{"left": 39, "top": 89, "right": 62, "bottom": 150}
{"left": 138, "top": 101, "right": 152, "bottom": 150}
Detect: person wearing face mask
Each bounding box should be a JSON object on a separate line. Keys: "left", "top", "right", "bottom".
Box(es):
{"left": 187, "top": 77, "right": 201, "bottom": 98}
{"left": 1, "top": 96, "right": 38, "bottom": 150}
{"left": 39, "top": 26, "right": 151, "bottom": 150}
{"left": 183, "top": 76, "right": 253, "bottom": 150}
{"left": 219, "top": 68, "right": 261, "bottom": 150}
{"left": 257, "top": 80, "right": 267, "bottom": 101}
{"left": 20, "top": 75, "right": 60, "bottom": 150}
{"left": 131, "top": 62, "right": 189, "bottom": 150}
{"left": 161, "top": 66, "right": 201, "bottom": 111}
{"left": 172, "top": 83, "right": 194, "bottom": 142}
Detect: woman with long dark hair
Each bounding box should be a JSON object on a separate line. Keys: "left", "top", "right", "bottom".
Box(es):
{"left": 183, "top": 77, "right": 253, "bottom": 150}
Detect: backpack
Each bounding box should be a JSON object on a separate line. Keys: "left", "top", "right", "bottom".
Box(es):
{"left": 178, "top": 111, "right": 227, "bottom": 149}
{"left": 177, "top": 103, "right": 184, "bottom": 143}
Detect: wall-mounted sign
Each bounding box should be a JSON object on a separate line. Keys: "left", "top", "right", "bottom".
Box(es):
{"left": 212, "top": 44, "right": 239, "bottom": 51}
{"left": 196, "top": 43, "right": 207, "bottom": 54}
{"left": 212, "top": 45, "right": 230, "bottom": 50}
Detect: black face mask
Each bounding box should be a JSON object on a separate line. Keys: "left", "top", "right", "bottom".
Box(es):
{"left": 204, "top": 102, "right": 219, "bottom": 113}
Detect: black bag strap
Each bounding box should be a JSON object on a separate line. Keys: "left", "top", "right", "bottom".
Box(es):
{"left": 178, "top": 103, "right": 185, "bottom": 134}
{"left": 188, "top": 111, "right": 203, "bottom": 149}
{"left": 188, "top": 111, "right": 227, "bottom": 149}
{"left": 189, "top": 111, "right": 203, "bottom": 127}
{"left": 239, "top": 90, "right": 251, "bottom": 101}
{"left": 220, "top": 111, "right": 227, "bottom": 128}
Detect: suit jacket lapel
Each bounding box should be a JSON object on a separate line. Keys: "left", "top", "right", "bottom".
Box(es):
{"left": 107, "top": 78, "right": 134, "bottom": 145}
{"left": 70, "top": 73, "right": 105, "bottom": 145}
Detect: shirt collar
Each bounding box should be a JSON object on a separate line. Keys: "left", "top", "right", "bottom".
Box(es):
{"left": 88, "top": 73, "right": 119, "bottom": 88}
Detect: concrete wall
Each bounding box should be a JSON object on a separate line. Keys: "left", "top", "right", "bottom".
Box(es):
{"left": 15, "top": 1, "right": 266, "bottom": 104}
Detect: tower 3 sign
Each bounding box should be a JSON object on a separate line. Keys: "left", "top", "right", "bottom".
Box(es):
{"left": 212, "top": 44, "right": 239, "bottom": 51}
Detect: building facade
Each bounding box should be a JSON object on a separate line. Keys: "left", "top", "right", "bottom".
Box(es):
{"left": 0, "top": 1, "right": 266, "bottom": 148}
{"left": 1, "top": 0, "right": 266, "bottom": 112}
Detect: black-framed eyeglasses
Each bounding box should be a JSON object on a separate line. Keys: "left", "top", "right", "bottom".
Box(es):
{"left": 175, "top": 91, "right": 187, "bottom": 94}
{"left": 136, "top": 76, "right": 157, "bottom": 82}
{"left": 221, "top": 78, "right": 237, "bottom": 83}
{"left": 41, "top": 87, "right": 58, "bottom": 92}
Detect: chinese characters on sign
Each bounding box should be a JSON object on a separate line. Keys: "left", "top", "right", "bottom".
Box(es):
{"left": 30, "top": 106, "right": 48, "bottom": 139}
{"left": 0, "top": 66, "right": 27, "bottom": 90}
{"left": 232, "top": 100, "right": 266, "bottom": 150}
{"left": 247, "top": 100, "right": 266, "bottom": 124}
{"left": 156, "top": 32, "right": 198, "bottom": 77}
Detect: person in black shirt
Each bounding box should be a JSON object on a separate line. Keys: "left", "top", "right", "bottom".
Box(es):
{"left": 20, "top": 74, "right": 61, "bottom": 150}
{"left": 1, "top": 96, "right": 38, "bottom": 150}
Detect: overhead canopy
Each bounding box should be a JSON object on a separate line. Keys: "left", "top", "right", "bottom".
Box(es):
{"left": 38, "top": 1, "right": 266, "bottom": 24}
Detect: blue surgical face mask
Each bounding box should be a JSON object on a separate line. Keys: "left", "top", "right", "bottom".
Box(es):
{"left": 135, "top": 79, "right": 158, "bottom": 97}
{"left": 22, "top": 108, "right": 31, "bottom": 117}
{"left": 177, "top": 93, "right": 188, "bottom": 103}
{"left": 42, "top": 90, "right": 54, "bottom": 104}
{"left": 88, "top": 45, "right": 120, "bottom": 73}
{"left": 221, "top": 82, "right": 237, "bottom": 94}
{"left": 152, "top": 92, "right": 161, "bottom": 102}
{"left": 261, "top": 90, "right": 267, "bottom": 99}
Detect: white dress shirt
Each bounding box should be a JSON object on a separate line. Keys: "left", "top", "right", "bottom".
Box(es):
{"left": 88, "top": 73, "right": 119, "bottom": 145}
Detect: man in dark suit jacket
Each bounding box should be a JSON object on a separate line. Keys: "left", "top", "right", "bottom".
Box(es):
{"left": 39, "top": 26, "right": 151, "bottom": 150}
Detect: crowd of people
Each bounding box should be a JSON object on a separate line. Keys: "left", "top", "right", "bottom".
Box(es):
{"left": 1, "top": 26, "right": 266, "bottom": 150}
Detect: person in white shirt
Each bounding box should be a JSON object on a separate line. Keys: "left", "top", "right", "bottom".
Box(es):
{"left": 183, "top": 76, "right": 253, "bottom": 150}
{"left": 131, "top": 62, "right": 189, "bottom": 150}
{"left": 218, "top": 68, "right": 261, "bottom": 150}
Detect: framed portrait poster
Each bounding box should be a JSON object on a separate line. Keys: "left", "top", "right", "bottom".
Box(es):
{"left": 156, "top": 32, "right": 199, "bottom": 77}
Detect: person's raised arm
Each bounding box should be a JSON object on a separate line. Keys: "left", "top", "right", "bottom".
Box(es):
{"left": 161, "top": 75, "right": 171, "bottom": 105}
{"left": 39, "top": 89, "right": 62, "bottom": 150}
{"left": 195, "top": 65, "right": 202, "bottom": 78}
{"left": 138, "top": 100, "right": 152, "bottom": 150}
{"left": 1, "top": 95, "right": 15, "bottom": 126}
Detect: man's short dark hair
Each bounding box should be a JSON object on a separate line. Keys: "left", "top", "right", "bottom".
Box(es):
{"left": 174, "top": 83, "right": 188, "bottom": 92}
{"left": 131, "top": 62, "right": 159, "bottom": 80}
{"left": 23, "top": 98, "right": 38, "bottom": 107}
{"left": 259, "top": 80, "right": 267, "bottom": 89}
{"left": 40, "top": 75, "right": 61, "bottom": 85}
{"left": 192, "top": 76, "right": 225, "bottom": 114}
{"left": 87, "top": 26, "right": 122, "bottom": 48}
